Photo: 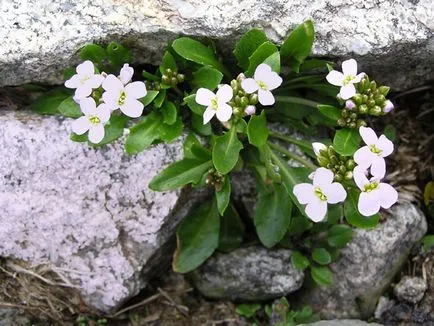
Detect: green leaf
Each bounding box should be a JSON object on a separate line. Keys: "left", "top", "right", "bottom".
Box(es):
{"left": 218, "top": 204, "right": 244, "bottom": 252}
{"left": 172, "top": 37, "right": 229, "bottom": 75}
{"left": 159, "top": 51, "right": 177, "bottom": 75}
{"left": 107, "top": 42, "right": 131, "bottom": 67}
{"left": 422, "top": 235, "right": 434, "bottom": 252}
{"left": 140, "top": 90, "right": 159, "bottom": 107}
{"left": 30, "top": 88, "right": 72, "bottom": 115}
{"left": 142, "top": 70, "right": 160, "bottom": 82}
{"left": 183, "top": 134, "right": 211, "bottom": 160}
{"left": 300, "top": 58, "right": 334, "bottom": 72}
{"left": 191, "top": 66, "right": 223, "bottom": 91}
{"left": 149, "top": 158, "right": 213, "bottom": 191}
{"left": 263, "top": 51, "right": 281, "bottom": 74}
{"left": 191, "top": 113, "right": 212, "bottom": 136}
{"left": 184, "top": 94, "right": 205, "bottom": 115}
{"left": 245, "top": 42, "right": 278, "bottom": 77}
{"left": 247, "top": 110, "right": 268, "bottom": 147}
{"left": 291, "top": 251, "right": 310, "bottom": 270}
{"left": 159, "top": 118, "right": 183, "bottom": 142}
{"left": 280, "top": 20, "right": 315, "bottom": 73}
{"left": 153, "top": 89, "right": 166, "bottom": 108}
{"left": 125, "top": 113, "right": 163, "bottom": 154}
{"left": 70, "top": 132, "right": 87, "bottom": 143}
{"left": 233, "top": 28, "right": 269, "bottom": 70}
{"left": 216, "top": 176, "right": 231, "bottom": 215}
{"left": 312, "top": 248, "right": 332, "bottom": 265}
{"left": 326, "top": 204, "right": 343, "bottom": 224}
{"left": 288, "top": 215, "right": 312, "bottom": 236}
{"left": 212, "top": 127, "right": 244, "bottom": 175}
{"left": 80, "top": 44, "right": 106, "bottom": 63}
{"left": 58, "top": 97, "right": 82, "bottom": 118}
{"left": 344, "top": 189, "right": 380, "bottom": 228}
{"left": 383, "top": 124, "right": 396, "bottom": 142}
{"left": 317, "top": 105, "right": 341, "bottom": 121}
{"left": 161, "top": 101, "right": 178, "bottom": 125}
{"left": 236, "top": 119, "right": 248, "bottom": 134}
{"left": 92, "top": 115, "right": 129, "bottom": 147}
{"left": 254, "top": 183, "right": 292, "bottom": 248}
{"left": 173, "top": 200, "right": 220, "bottom": 273}
{"left": 327, "top": 224, "right": 354, "bottom": 248}
{"left": 333, "top": 128, "right": 361, "bottom": 156}
{"left": 311, "top": 266, "right": 333, "bottom": 286}
{"left": 235, "top": 303, "right": 261, "bottom": 318}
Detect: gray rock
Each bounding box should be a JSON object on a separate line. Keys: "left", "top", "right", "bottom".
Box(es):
{"left": 1, "top": 0, "right": 433, "bottom": 90}
{"left": 394, "top": 276, "right": 427, "bottom": 304}
{"left": 298, "top": 204, "right": 427, "bottom": 319}
{"left": 189, "top": 246, "right": 304, "bottom": 301}
{"left": 0, "top": 109, "right": 207, "bottom": 313}
{"left": 304, "top": 321, "right": 383, "bottom": 326}
{"left": 0, "top": 308, "right": 31, "bottom": 326}
{"left": 374, "top": 296, "right": 395, "bottom": 320}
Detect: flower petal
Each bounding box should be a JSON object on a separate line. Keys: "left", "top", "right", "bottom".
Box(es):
{"left": 72, "top": 116, "right": 90, "bottom": 135}
{"left": 76, "top": 60, "right": 94, "bottom": 76}
{"left": 261, "top": 71, "right": 282, "bottom": 91}
{"left": 203, "top": 106, "right": 215, "bottom": 124}
{"left": 75, "top": 86, "right": 92, "bottom": 100}
{"left": 354, "top": 72, "right": 365, "bottom": 83}
{"left": 88, "top": 125, "right": 105, "bottom": 144}
{"left": 358, "top": 192, "right": 381, "bottom": 216}
{"left": 293, "top": 183, "right": 316, "bottom": 204}
{"left": 359, "top": 126, "right": 378, "bottom": 146}
{"left": 353, "top": 166, "right": 370, "bottom": 191}
{"left": 378, "top": 183, "right": 398, "bottom": 209}
{"left": 354, "top": 146, "right": 376, "bottom": 168}
{"left": 125, "top": 81, "right": 147, "bottom": 99}
{"left": 96, "top": 104, "right": 111, "bottom": 123}
{"left": 102, "top": 74, "right": 123, "bottom": 93}
{"left": 196, "top": 88, "right": 215, "bottom": 106}
{"left": 370, "top": 157, "right": 386, "bottom": 179}
{"left": 312, "top": 142, "right": 327, "bottom": 156}
{"left": 378, "top": 135, "right": 394, "bottom": 157}
{"left": 339, "top": 84, "right": 356, "bottom": 100}
{"left": 216, "top": 84, "right": 233, "bottom": 103}
{"left": 120, "top": 99, "right": 144, "bottom": 118}
{"left": 326, "top": 70, "right": 344, "bottom": 86}
{"left": 241, "top": 78, "right": 259, "bottom": 94}
{"left": 258, "top": 89, "right": 275, "bottom": 106}
{"left": 323, "top": 183, "right": 347, "bottom": 204}
{"left": 254, "top": 63, "right": 272, "bottom": 80}
{"left": 119, "top": 64, "right": 134, "bottom": 85}
{"left": 313, "top": 168, "right": 334, "bottom": 188}
{"left": 102, "top": 90, "right": 120, "bottom": 107}
{"left": 88, "top": 74, "right": 104, "bottom": 88}
{"left": 342, "top": 59, "right": 358, "bottom": 76}
{"left": 305, "top": 200, "right": 328, "bottom": 222}
{"left": 65, "top": 74, "right": 80, "bottom": 89}
{"left": 216, "top": 103, "right": 233, "bottom": 122}
{"left": 80, "top": 97, "right": 97, "bottom": 116}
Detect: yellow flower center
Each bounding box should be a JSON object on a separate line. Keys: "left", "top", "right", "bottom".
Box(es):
{"left": 211, "top": 97, "right": 218, "bottom": 110}
{"left": 369, "top": 144, "right": 382, "bottom": 155}
{"left": 315, "top": 187, "right": 327, "bottom": 201}
{"left": 118, "top": 91, "right": 127, "bottom": 106}
{"left": 363, "top": 181, "right": 379, "bottom": 193}
{"left": 80, "top": 76, "right": 90, "bottom": 85}
{"left": 257, "top": 80, "right": 268, "bottom": 90}
{"left": 88, "top": 115, "right": 100, "bottom": 125}
{"left": 343, "top": 75, "right": 355, "bottom": 86}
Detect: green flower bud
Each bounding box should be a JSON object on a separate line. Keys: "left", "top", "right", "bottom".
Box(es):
{"left": 233, "top": 107, "right": 242, "bottom": 116}
{"left": 356, "top": 119, "right": 367, "bottom": 128}
{"left": 350, "top": 112, "right": 357, "bottom": 119}
{"left": 161, "top": 75, "right": 170, "bottom": 85}
{"left": 348, "top": 122, "right": 357, "bottom": 129}
{"left": 234, "top": 95, "right": 241, "bottom": 105}
{"left": 370, "top": 106, "right": 382, "bottom": 116}
{"left": 337, "top": 118, "right": 346, "bottom": 127}
{"left": 362, "top": 95, "right": 369, "bottom": 103}
{"left": 369, "top": 80, "right": 377, "bottom": 90}
{"left": 378, "top": 86, "right": 390, "bottom": 96}
{"left": 334, "top": 174, "right": 343, "bottom": 182}
{"left": 249, "top": 93, "right": 259, "bottom": 105}
{"left": 177, "top": 74, "right": 185, "bottom": 83}
{"left": 358, "top": 104, "right": 369, "bottom": 114}
{"left": 165, "top": 68, "right": 173, "bottom": 76}
{"left": 353, "top": 94, "right": 363, "bottom": 105}
{"left": 238, "top": 89, "right": 246, "bottom": 96}
{"left": 344, "top": 171, "right": 353, "bottom": 180}
{"left": 327, "top": 147, "right": 336, "bottom": 157}
{"left": 236, "top": 73, "right": 246, "bottom": 82}
{"left": 230, "top": 79, "right": 238, "bottom": 89}
{"left": 330, "top": 155, "right": 339, "bottom": 165}
{"left": 326, "top": 163, "right": 333, "bottom": 170}
{"left": 368, "top": 99, "right": 376, "bottom": 107}
{"left": 318, "top": 157, "right": 329, "bottom": 167}
{"left": 374, "top": 94, "right": 385, "bottom": 103}
{"left": 341, "top": 109, "right": 349, "bottom": 118}
{"left": 171, "top": 77, "right": 178, "bottom": 85}
{"left": 240, "top": 96, "right": 249, "bottom": 107}
{"left": 339, "top": 165, "right": 347, "bottom": 174}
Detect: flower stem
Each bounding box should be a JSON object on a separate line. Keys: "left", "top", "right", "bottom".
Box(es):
{"left": 269, "top": 131, "right": 304, "bottom": 147}
{"left": 172, "top": 86, "right": 184, "bottom": 97}
{"left": 274, "top": 95, "right": 320, "bottom": 109}
{"left": 268, "top": 142, "right": 316, "bottom": 170}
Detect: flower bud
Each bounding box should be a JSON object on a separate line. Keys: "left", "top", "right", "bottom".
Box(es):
{"left": 370, "top": 106, "right": 382, "bottom": 116}
{"left": 327, "top": 147, "right": 336, "bottom": 157}
{"left": 341, "top": 109, "right": 349, "bottom": 118}
{"left": 318, "top": 157, "right": 329, "bottom": 167}
{"left": 358, "top": 104, "right": 368, "bottom": 114}
{"left": 237, "top": 73, "right": 246, "bottom": 82}
{"left": 383, "top": 100, "right": 394, "bottom": 113}
{"left": 230, "top": 79, "right": 238, "bottom": 90}
{"left": 177, "top": 74, "right": 185, "bottom": 83}
{"left": 234, "top": 95, "right": 241, "bottom": 105}
{"left": 249, "top": 93, "right": 259, "bottom": 105}
{"left": 244, "top": 105, "right": 256, "bottom": 116}
{"left": 171, "top": 77, "right": 178, "bottom": 85}
{"left": 369, "top": 80, "right": 377, "bottom": 90}
{"left": 374, "top": 94, "right": 385, "bottom": 103}
{"left": 240, "top": 96, "right": 249, "bottom": 107}
{"left": 356, "top": 119, "right": 367, "bottom": 128}
{"left": 345, "top": 100, "right": 356, "bottom": 110}
{"left": 339, "top": 165, "right": 347, "bottom": 174}
{"left": 378, "top": 86, "right": 390, "bottom": 96}
{"left": 165, "top": 68, "right": 173, "bottom": 76}
{"left": 348, "top": 122, "right": 356, "bottom": 129}
{"left": 312, "top": 142, "right": 327, "bottom": 156}
{"left": 346, "top": 159, "right": 355, "bottom": 170}
{"left": 368, "top": 99, "right": 376, "bottom": 107}
{"left": 362, "top": 95, "right": 369, "bottom": 103}
{"left": 334, "top": 174, "right": 343, "bottom": 182}
{"left": 337, "top": 118, "right": 346, "bottom": 127}
{"left": 353, "top": 94, "right": 363, "bottom": 105}
{"left": 350, "top": 113, "right": 357, "bottom": 119}
{"left": 344, "top": 171, "right": 353, "bottom": 180}
{"left": 161, "top": 75, "right": 170, "bottom": 84}
{"left": 330, "top": 155, "right": 339, "bottom": 165}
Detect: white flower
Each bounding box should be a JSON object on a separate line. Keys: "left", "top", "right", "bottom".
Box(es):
{"left": 72, "top": 98, "right": 111, "bottom": 144}
{"left": 196, "top": 85, "right": 233, "bottom": 124}
{"left": 244, "top": 105, "right": 256, "bottom": 116}
{"left": 326, "top": 59, "right": 365, "bottom": 100}
{"left": 383, "top": 100, "right": 394, "bottom": 113}
{"left": 119, "top": 63, "right": 134, "bottom": 85}
{"left": 353, "top": 166, "right": 398, "bottom": 216}
{"left": 354, "top": 126, "right": 394, "bottom": 177}
{"left": 102, "top": 74, "right": 147, "bottom": 118}
{"left": 65, "top": 61, "right": 104, "bottom": 100}
{"left": 312, "top": 142, "right": 327, "bottom": 156}
{"left": 293, "top": 168, "right": 347, "bottom": 222}
{"left": 241, "top": 63, "right": 282, "bottom": 106}
{"left": 345, "top": 100, "right": 356, "bottom": 110}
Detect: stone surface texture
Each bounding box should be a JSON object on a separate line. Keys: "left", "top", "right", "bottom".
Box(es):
{"left": 305, "top": 321, "right": 383, "bottom": 326}
{"left": 0, "top": 109, "right": 207, "bottom": 313}
{"left": 189, "top": 246, "right": 304, "bottom": 301}
{"left": 0, "top": 308, "right": 31, "bottom": 326}
{"left": 0, "top": 0, "right": 433, "bottom": 90}
{"left": 394, "top": 276, "right": 427, "bottom": 304}
{"left": 298, "top": 204, "right": 427, "bottom": 319}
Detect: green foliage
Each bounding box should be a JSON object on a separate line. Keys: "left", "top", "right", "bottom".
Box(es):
{"left": 344, "top": 189, "right": 380, "bottom": 228}
{"left": 80, "top": 44, "right": 106, "bottom": 63}
{"left": 107, "top": 42, "right": 132, "bottom": 67}
{"left": 422, "top": 235, "right": 434, "bottom": 252}
{"left": 30, "top": 88, "right": 72, "bottom": 115}
{"left": 191, "top": 66, "right": 223, "bottom": 91}
{"left": 291, "top": 251, "right": 310, "bottom": 270}
{"left": 235, "top": 303, "right": 261, "bottom": 318}
{"left": 160, "top": 51, "right": 177, "bottom": 75}
{"left": 125, "top": 113, "right": 163, "bottom": 154}
{"left": 233, "top": 28, "right": 269, "bottom": 70}
{"left": 216, "top": 175, "right": 231, "bottom": 215}
{"left": 333, "top": 128, "right": 361, "bottom": 156}
{"left": 245, "top": 42, "right": 278, "bottom": 76}
{"left": 317, "top": 104, "right": 341, "bottom": 121}
{"left": 311, "top": 266, "right": 333, "bottom": 286}
{"left": 218, "top": 204, "right": 245, "bottom": 252}
{"left": 312, "top": 248, "right": 332, "bottom": 265}
{"left": 173, "top": 200, "right": 220, "bottom": 273}
{"left": 58, "top": 97, "right": 82, "bottom": 118}
{"left": 247, "top": 110, "right": 268, "bottom": 147}
{"left": 327, "top": 224, "right": 354, "bottom": 248}
{"left": 212, "top": 127, "right": 244, "bottom": 175}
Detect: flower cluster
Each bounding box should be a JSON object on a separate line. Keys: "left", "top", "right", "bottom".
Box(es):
{"left": 65, "top": 61, "right": 147, "bottom": 143}
{"left": 195, "top": 63, "right": 282, "bottom": 124}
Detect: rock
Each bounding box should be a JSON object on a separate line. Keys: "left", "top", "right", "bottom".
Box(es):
{"left": 0, "top": 109, "right": 208, "bottom": 313}
{"left": 375, "top": 296, "right": 395, "bottom": 320}
{"left": 189, "top": 246, "right": 304, "bottom": 301}
{"left": 394, "top": 276, "right": 427, "bottom": 304}
{"left": 304, "top": 320, "right": 383, "bottom": 326}
{"left": 0, "top": 308, "right": 31, "bottom": 326}
{"left": 298, "top": 204, "right": 427, "bottom": 319}
{"left": 1, "top": 0, "right": 433, "bottom": 90}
